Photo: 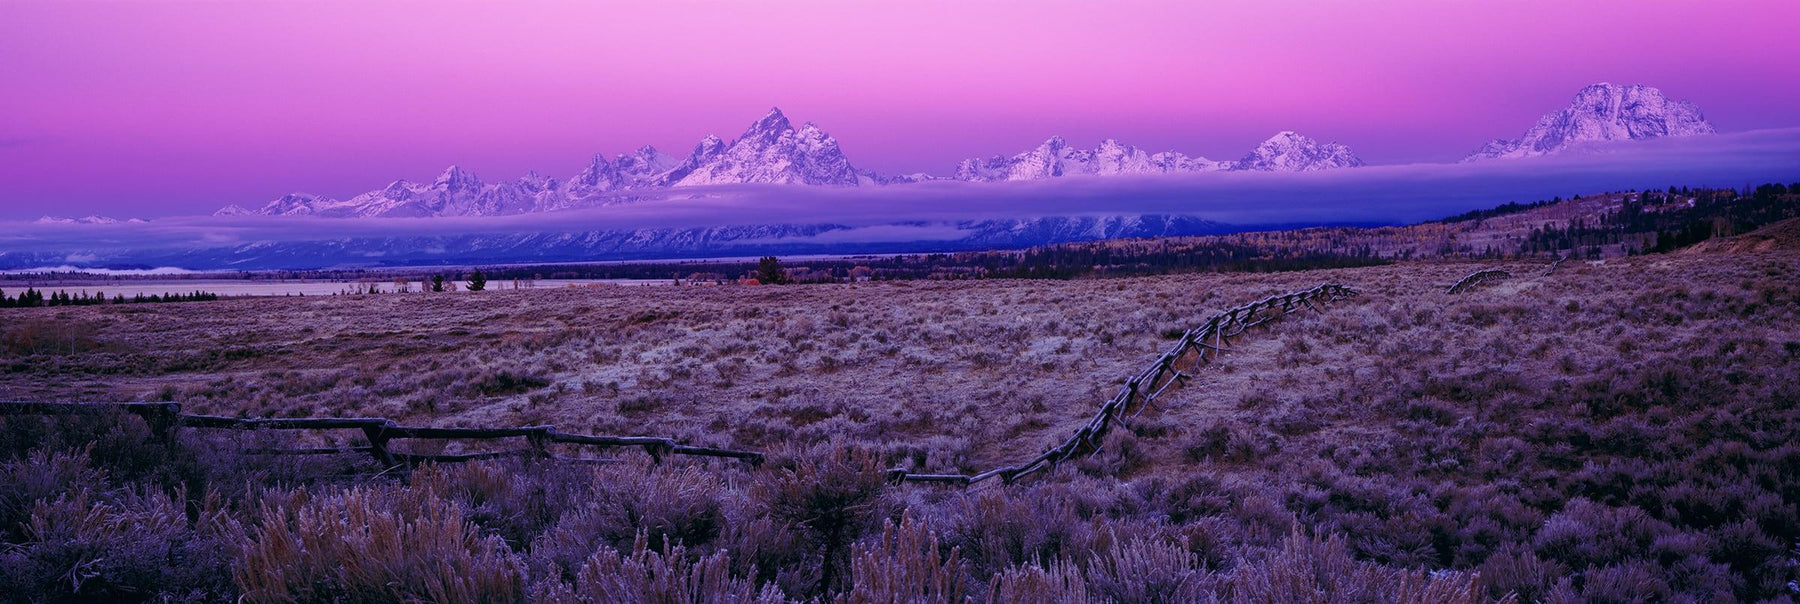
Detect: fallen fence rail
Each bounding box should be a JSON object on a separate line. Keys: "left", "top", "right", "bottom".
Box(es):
{"left": 1446, "top": 269, "right": 1510, "bottom": 294}
{"left": 0, "top": 401, "right": 763, "bottom": 469}
{"left": 883, "top": 282, "right": 1359, "bottom": 487}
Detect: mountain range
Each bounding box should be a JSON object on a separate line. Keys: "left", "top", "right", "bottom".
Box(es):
{"left": 216, "top": 110, "right": 1372, "bottom": 219}
{"left": 212, "top": 82, "right": 1716, "bottom": 219}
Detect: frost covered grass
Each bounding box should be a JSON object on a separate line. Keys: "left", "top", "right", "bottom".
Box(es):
{"left": 2, "top": 250, "right": 1798, "bottom": 601}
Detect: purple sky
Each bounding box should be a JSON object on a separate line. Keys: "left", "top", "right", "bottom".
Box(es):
{"left": 3, "top": 0, "right": 1799, "bottom": 218}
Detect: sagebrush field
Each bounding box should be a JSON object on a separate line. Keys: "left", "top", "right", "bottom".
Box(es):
{"left": 2, "top": 248, "right": 1797, "bottom": 602}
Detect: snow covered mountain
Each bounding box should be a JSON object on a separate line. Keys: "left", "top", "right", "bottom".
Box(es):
{"left": 954, "top": 137, "right": 1226, "bottom": 182}
{"left": 954, "top": 131, "right": 1362, "bottom": 181}
{"left": 1232, "top": 131, "right": 1365, "bottom": 172}
{"left": 218, "top": 105, "right": 1387, "bottom": 218}
{"left": 224, "top": 108, "right": 875, "bottom": 218}
{"left": 664, "top": 108, "right": 870, "bottom": 187}
{"left": 1464, "top": 83, "right": 1716, "bottom": 162}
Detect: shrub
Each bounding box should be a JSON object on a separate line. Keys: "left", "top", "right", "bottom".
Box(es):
{"left": 754, "top": 444, "right": 890, "bottom": 595}
{"left": 470, "top": 369, "right": 552, "bottom": 396}
{"left": 838, "top": 514, "right": 963, "bottom": 603}
{"left": 233, "top": 486, "right": 526, "bottom": 603}
{"left": 534, "top": 531, "right": 769, "bottom": 603}
{"left": 1084, "top": 530, "right": 1207, "bottom": 603}
{"left": 1532, "top": 499, "right": 1670, "bottom": 570}
{"left": 0, "top": 448, "right": 105, "bottom": 539}
{"left": 1577, "top": 560, "right": 1671, "bottom": 603}
{"left": 988, "top": 559, "right": 1088, "bottom": 604}
{"left": 0, "top": 487, "right": 236, "bottom": 601}
{"left": 529, "top": 465, "right": 728, "bottom": 582}
{"left": 1473, "top": 545, "right": 1562, "bottom": 602}
{"left": 408, "top": 461, "right": 591, "bottom": 550}
{"left": 937, "top": 489, "right": 1093, "bottom": 581}
{"left": 1224, "top": 531, "right": 1481, "bottom": 604}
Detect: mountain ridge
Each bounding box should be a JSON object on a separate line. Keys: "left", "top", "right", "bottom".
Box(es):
{"left": 1464, "top": 83, "right": 1715, "bottom": 162}
{"left": 218, "top": 83, "right": 1719, "bottom": 218}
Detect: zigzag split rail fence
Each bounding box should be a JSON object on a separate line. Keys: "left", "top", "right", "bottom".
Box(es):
{"left": 884, "top": 282, "right": 1359, "bottom": 487}
{"left": 1446, "top": 269, "right": 1511, "bottom": 294}
{"left": 3, "top": 283, "right": 1356, "bottom": 485}
{"left": 0, "top": 402, "right": 764, "bottom": 469}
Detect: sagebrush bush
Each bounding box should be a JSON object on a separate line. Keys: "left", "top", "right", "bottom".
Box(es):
{"left": 1224, "top": 531, "right": 1482, "bottom": 604}
{"left": 753, "top": 444, "right": 890, "bottom": 596}
{"left": 936, "top": 489, "right": 1094, "bottom": 582}
{"left": 533, "top": 531, "right": 772, "bottom": 604}
{"left": 1084, "top": 530, "right": 1207, "bottom": 603}
{"left": 837, "top": 514, "right": 963, "bottom": 603}
{"left": 988, "top": 558, "right": 1089, "bottom": 604}
{"left": 528, "top": 465, "right": 728, "bottom": 582}
{"left": 0, "top": 448, "right": 105, "bottom": 539}
{"left": 234, "top": 485, "right": 527, "bottom": 603}
{"left": 0, "top": 473, "right": 238, "bottom": 602}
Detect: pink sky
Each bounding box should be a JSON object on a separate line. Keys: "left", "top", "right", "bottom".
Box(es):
{"left": 3, "top": 0, "right": 1798, "bottom": 218}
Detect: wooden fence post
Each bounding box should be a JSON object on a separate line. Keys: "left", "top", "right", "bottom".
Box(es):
{"left": 362, "top": 421, "right": 398, "bottom": 468}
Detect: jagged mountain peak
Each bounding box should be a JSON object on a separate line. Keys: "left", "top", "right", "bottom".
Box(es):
{"left": 740, "top": 107, "right": 794, "bottom": 142}
{"left": 1234, "top": 132, "right": 1364, "bottom": 172}
{"left": 670, "top": 109, "right": 862, "bottom": 187}
{"left": 433, "top": 165, "right": 482, "bottom": 189}
{"left": 1464, "top": 82, "right": 1715, "bottom": 161}
{"left": 955, "top": 136, "right": 1228, "bottom": 182}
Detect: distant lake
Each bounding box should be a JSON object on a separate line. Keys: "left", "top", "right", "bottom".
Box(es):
{"left": 0, "top": 278, "right": 673, "bottom": 299}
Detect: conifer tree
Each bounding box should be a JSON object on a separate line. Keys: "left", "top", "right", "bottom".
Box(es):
{"left": 756, "top": 256, "right": 789, "bottom": 285}
{"left": 466, "top": 269, "right": 488, "bottom": 292}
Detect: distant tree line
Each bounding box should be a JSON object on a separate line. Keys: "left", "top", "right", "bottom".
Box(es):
{"left": 1518, "top": 183, "right": 1799, "bottom": 256}
{"left": 1430, "top": 196, "right": 1570, "bottom": 225}
{"left": 0, "top": 288, "right": 219, "bottom": 308}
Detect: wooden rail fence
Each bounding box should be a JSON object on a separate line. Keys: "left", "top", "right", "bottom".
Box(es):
{"left": 1545, "top": 256, "right": 1568, "bottom": 276}
{"left": 4, "top": 283, "right": 1355, "bottom": 486}
{"left": 0, "top": 401, "right": 764, "bottom": 469}
{"left": 1446, "top": 269, "right": 1510, "bottom": 294}
{"left": 884, "top": 282, "right": 1358, "bottom": 486}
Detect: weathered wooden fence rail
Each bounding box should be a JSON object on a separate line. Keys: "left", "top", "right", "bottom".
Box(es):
{"left": 1545, "top": 256, "right": 1568, "bottom": 276}
{"left": 884, "top": 282, "right": 1358, "bottom": 486}
{"left": 1446, "top": 269, "right": 1510, "bottom": 294}
{"left": 0, "top": 401, "right": 763, "bottom": 469}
